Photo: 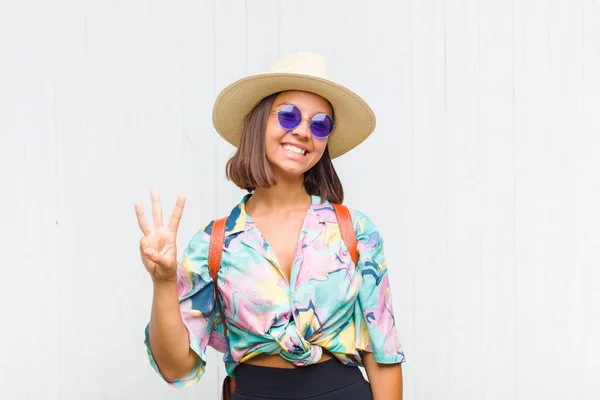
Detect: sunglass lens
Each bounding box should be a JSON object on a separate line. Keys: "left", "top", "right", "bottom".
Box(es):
{"left": 278, "top": 105, "right": 302, "bottom": 130}
{"left": 310, "top": 114, "right": 334, "bottom": 138}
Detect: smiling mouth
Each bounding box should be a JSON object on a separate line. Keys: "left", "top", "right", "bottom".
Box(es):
{"left": 281, "top": 144, "right": 308, "bottom": 156}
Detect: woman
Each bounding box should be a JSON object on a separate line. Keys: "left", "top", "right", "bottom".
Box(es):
{"left": 136, "top": 52, "right": 406, "bottom": 399}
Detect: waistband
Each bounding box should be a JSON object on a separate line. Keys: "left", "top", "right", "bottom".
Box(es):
{"left": 233, "top": 358, "right": 365, "bottom": 398}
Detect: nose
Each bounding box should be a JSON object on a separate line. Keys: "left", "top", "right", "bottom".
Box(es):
{"left": 291, "top": 117, "right": 311, "bottom": 139}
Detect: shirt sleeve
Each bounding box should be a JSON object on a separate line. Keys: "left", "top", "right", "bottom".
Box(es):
{"left": 351, "top": 209, "right": 406, "bottom": 364}
{"left": 143, "top": 226, "right": 223, "bottom": 387}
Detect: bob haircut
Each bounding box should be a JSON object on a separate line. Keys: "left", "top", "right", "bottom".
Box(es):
{"left": 226, "top": 92, "right": 344, "bottom": 204}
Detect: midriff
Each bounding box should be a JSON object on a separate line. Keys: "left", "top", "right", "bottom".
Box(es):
{"left": 243, "top": 350, "right": 335, "bottom": 369}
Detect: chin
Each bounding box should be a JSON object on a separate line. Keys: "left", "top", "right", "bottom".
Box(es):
{"left": 271, "top": 162, "right": 311, "bottom": 179}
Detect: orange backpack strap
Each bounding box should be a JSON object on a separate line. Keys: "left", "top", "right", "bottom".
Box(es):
{"left": 208, "top": 217, "right": 227, "bottom": 282}
{"left": 332, "top": 204, "right": 359, "bottom": 266}
{"left": 207, "top": 217, "right": 236, "bottom": 399}
{"left": 207, "top": 217, "right": 229, "bottom": 335}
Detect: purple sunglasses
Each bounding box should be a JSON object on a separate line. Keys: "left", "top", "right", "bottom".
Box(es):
{"left": 271, "top": 104, "right": 335, "bottom": 138}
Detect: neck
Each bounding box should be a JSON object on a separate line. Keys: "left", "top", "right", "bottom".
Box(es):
{"left": 247, "top": 175, "right": 311, "bottom": 215}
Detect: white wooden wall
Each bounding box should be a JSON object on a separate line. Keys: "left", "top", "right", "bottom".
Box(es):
{"left": 1, "top": 0, "right": 598, "bottom": 399}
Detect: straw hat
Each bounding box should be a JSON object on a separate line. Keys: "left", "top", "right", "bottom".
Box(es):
{"left": 212, "top": 52, "right": 376, "bottom": 159}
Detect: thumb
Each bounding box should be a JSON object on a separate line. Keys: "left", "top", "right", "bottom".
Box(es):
{"left": 143, "top": 247, "right": 171, "bottom": 268}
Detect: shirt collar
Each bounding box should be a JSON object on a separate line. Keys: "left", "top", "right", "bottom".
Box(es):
{"left": 223, "top": 194, "right": 332, "bottom": 237}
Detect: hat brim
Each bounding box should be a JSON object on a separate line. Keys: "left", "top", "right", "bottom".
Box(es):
{"left": 212, "top": 73, "right": 376, "bottom": 159}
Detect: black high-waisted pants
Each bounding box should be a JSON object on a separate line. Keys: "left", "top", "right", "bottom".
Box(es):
{"left": 231, "top": 358, "right": 374, "bottom": 400}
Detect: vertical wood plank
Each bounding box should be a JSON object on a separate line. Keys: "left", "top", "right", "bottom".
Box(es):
{"left": 547, "top": 1, "right": 585, "bottom": 398}
{"left": 478, "top": 0, "right": 517, "bottom": 399}
{"left": 365, "top": 1, "right": 416, "bottom": 398}
{"left": 513, "top": 1, "right": 554, "bottom": 398}
{"left": 412, "top": 0, "right": 449, "bottom": 398}
{"left": 52, "top": 1, "right": 89, "bottom": 397}
{"left": 445, "top": 1, "right": 483, "bottom": 398}
{"left": 278, "top": 0, "right": 345, "bottom": 65}
{"left": 214, "top": 0, "right": 248, "bottom": 219}
{"left": 246, "top": 0, "right": 280, "bottom": 75}
{"left": 582, "top": 0, "right": 600, "bottom": 396}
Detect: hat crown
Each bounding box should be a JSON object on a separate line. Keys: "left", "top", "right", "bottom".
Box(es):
{"left": 267, "top": 52, "right": 331, "bottom": 80}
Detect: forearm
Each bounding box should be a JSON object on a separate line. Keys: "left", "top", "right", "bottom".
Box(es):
{"left": 363, "top": 352, "right": 403, "bottom": 400}
{"left": 148, "top": 280, "right": 197, "bottom": 381}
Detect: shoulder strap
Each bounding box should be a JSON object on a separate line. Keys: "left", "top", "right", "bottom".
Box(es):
{"left": 207, "top": 217, "right": 229, "bottom": 334}
{"left": 208, "top": 217, "right": 227, "bottom": 282}
{"left": 332, "top": 204, "right": 359, "bottom": 266}
{"left": 207, "top": 217, "right": 236, "bottom": 398}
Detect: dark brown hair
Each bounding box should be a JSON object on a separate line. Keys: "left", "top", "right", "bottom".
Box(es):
{"left": 226, "top": 92, "right": 344, "bottom": 204}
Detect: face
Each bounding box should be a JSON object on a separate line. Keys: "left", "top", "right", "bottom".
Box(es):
{"left": 264, "top": 91, "right": 333, "bottom": 180}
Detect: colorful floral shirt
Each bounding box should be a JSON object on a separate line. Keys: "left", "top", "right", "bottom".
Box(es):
{"left": 144, "top": 194, "right": 406, "bottom": 387}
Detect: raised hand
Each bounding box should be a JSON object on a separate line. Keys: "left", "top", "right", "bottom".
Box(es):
{"left": 135, "top": 188, "right": 186, "bottom": 283}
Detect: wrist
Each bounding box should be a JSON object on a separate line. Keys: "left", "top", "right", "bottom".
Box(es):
{"left": 152, "top": 278, "right": 178, "bottom": 294}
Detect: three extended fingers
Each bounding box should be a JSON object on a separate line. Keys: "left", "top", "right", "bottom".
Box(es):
{"left": 135, "top": 189, "right": 186, "bottom": 236}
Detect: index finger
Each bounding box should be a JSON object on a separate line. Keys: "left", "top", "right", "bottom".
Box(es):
{"left": 135, "top": 203, "right": 152, "bottom": 236}
{"left": 167, "top": 194, "right": 186, "bottom": 233}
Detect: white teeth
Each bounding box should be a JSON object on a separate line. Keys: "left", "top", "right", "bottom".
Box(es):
{"left": 282, "top": 144, "right": 306, "bottom": 156}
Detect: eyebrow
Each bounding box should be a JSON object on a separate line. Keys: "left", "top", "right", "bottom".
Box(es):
{"left": 274, "top": 102, "right": 330, "bottom": 116}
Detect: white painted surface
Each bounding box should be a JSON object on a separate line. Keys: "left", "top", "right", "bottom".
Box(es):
{"left": 0, "top": 0, "right": 598, "bottom": 399}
